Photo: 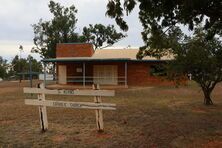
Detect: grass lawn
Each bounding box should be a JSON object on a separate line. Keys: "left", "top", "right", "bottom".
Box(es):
{"left": 0, "top": 81, "right": 222, "bottom": 147}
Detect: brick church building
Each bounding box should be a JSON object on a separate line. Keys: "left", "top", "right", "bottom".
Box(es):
{"left": 43, "top": 43, "right": 174, "bottom": 88}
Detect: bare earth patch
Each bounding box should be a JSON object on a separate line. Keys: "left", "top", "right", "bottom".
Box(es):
{"left": 0, "top": 87, "right": 19, "bottom": 95}
{"left": 203, "top": 140, "right": 222, "bottom": 148}
{"left": 51, "top": 135, "right": 66, "bottom": 143}
{"left": 192, "top": 108, "right": 208, "bottom": 114}
{"left": 0, "top": 120, "right": 15, "bottom": 125}
{"left": 168, "top": 100, "right": 187, "bottom": 108}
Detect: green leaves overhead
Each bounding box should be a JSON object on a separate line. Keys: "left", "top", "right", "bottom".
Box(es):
{"left": 107, "top": 0, "right": 222, "bottom": 32}
{"left": 0, "top": 56, "right": 8, "bottom": 79}
{"left": 82, "top": 24, "right": 126, "bottom": 49}
{"left": 106, "top": 0, "right": 222, "bottom": 57}
{"left": 106, "top": 0, "right": 129, "bottom": 31}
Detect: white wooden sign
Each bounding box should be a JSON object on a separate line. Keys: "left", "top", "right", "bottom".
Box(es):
{"left": 24, "top": 87, "right": 115, "bottom": 97}
{"left": 24, "top": 84, "right": 116, "bottom": 132}
{"left": 25, "top": 99, "right": 116, "bottom": 110}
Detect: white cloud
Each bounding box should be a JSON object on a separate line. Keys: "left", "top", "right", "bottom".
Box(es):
{"left": 0, "top": 40, "right": 39, "bottom": 61}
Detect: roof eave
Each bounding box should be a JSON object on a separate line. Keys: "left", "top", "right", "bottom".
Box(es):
{"left": 42, "top": 58, "right": 172, "bottom": 63}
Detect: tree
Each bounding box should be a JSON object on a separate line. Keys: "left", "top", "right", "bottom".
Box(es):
{"left": 32, "top": 0, "right": 83, "bottom": 59}
{"left": 11, "top": 55, "right": 27, "bottom": 74}
{"left": 0, "top": 56, "right": 8, "bottom": 79}
{"left": 160, "top": 27, "right": 222, "bottom": 105}
{"left": 106, "top": 0, "right": 222, "bottom": 105}
{"left": 82, "top": 24, "right": 126, "bottom": 49}
{"left": 10, "top": 55, "right": 42, "bottom": 75}
{"left": 106, "top": 0, "right": 222, "bottom": 57}
{"left": 27, "top": 55, "right": 43, "bottom": 73}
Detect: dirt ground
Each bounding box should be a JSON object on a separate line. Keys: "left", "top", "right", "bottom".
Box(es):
{"left": 0, "top": 81, "right": 222, "bottom": 147}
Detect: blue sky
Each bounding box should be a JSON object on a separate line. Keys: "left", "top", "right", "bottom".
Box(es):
{"left": 0, "top": 0, "right": 143, "bottom": 61}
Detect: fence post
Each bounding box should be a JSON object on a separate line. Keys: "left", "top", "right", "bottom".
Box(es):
{"left": 93, "top": 84, "right": 104, "bottom": 132}
{"left": 38, "top": 83, "right": 48, "bottom": 132}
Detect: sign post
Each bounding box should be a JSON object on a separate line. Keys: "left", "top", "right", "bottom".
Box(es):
{"left": 38, "top": 83, "right": 48, "bottom": 132}
{"left": 24, "top": 83, "right": 116, "bottom": 132}
{"left": 93, "top": 84, "right": 104, "bottom": 132}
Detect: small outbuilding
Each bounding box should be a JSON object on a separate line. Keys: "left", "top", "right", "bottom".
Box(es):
{"left": 43, "top": 43, "right": 174, "bottom": 88}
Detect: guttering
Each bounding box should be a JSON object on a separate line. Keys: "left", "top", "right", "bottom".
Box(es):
{"left": 42, "top": 58, "right": 171, "bottom": 63}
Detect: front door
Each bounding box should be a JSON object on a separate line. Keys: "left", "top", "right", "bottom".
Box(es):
{"left": 93, "top": 65, "right": 118, "bottom": 85}
{"left": 58, "top": 65, "right": 67, "bottom": 84}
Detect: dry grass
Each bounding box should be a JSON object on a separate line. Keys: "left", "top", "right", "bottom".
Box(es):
{"left": 0, "top": 81, "right": 222, "bottom": 147}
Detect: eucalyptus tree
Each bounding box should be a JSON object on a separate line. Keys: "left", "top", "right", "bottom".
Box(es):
{"left": 82, "top": 24, "right": 126, "bottom": 49}
{"left": 32, "top": 0, "right": 82, "bottom": 59}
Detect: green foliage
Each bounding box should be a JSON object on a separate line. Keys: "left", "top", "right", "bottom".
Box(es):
{"left": 0, "top": 56, "right": 8, "bottom": 79}
{"left": 11, "top": 55, "right": 26, "bottom": 74}
{"left": 82, "top": 24, "right": 126, "bottom": 49}
{"left": 32, "top": 1, "right": 124, "bottom": 59}
{"left": 106, "top": 0, "right": 222, "bottom": 57}
{"left": 32, "top": 0, "right": 84, "bottom": 59}
{"left": 0, "top": 55, "right": 41, "bottom": 80}
{"left": 27, "top": 55, "right": 43, "bottom": 73}
{"left": 137, "top": 25, "right": 222, "bottom": 105}
{"left": 9, "top": 55, "right": 42, "bottom": 75}
{"left": 137, "top": 26, "right": 183, "bottom": 59}
{"left": 168, "top": 28, "right": 222, "bottom": 105}
{"left": 150, "top": 64, "right": 167, "bottom": 76}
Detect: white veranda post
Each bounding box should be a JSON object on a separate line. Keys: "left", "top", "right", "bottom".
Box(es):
{"left": 83, "top": 62, "right": 86, "bottom": 88}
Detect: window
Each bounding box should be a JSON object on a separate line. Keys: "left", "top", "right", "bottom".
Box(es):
{"left": 149, "top": 64, "right": 167, "bottom": 76}
{"left": 76, "top": 68, "right": 82, "bottom": 73}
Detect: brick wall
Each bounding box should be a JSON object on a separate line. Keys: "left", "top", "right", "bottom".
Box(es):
{"left": 56, "top": 43, "right": 94, "bottom": 57}
{"left": 127, "top": 62, "right": 175, "bottom": 86}
{"left": 57, "top": 61, "right": 175, "bottom": 86}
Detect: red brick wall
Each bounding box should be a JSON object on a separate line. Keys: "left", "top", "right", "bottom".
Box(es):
{"left": 56, "top": 43, "right": 94, "bottom": 57}
{"left": 127, "top": 62, "right": 174, "bottom": 86}
{"left": 56, "top": 61, "right": 175, "bottom": 86}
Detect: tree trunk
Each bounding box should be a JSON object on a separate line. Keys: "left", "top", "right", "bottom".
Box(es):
{"left": 203, "top": 90, "right": 213, "bottom": 105}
